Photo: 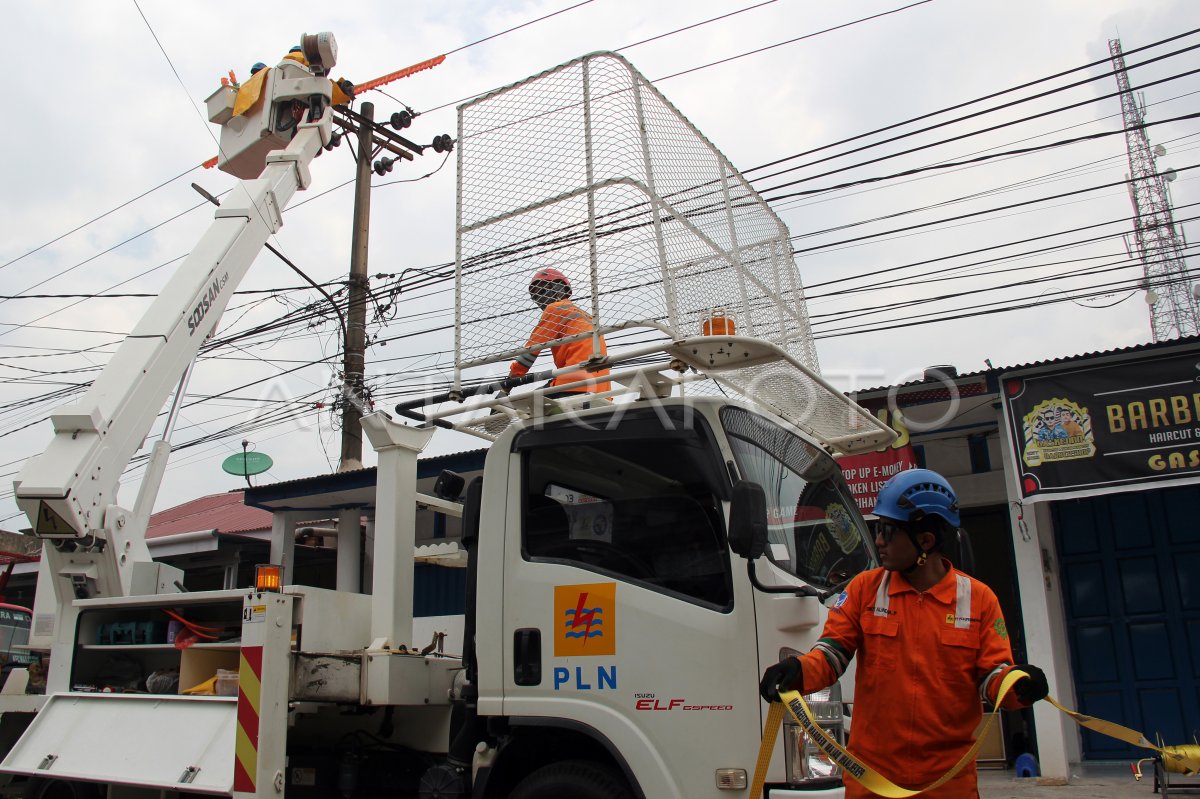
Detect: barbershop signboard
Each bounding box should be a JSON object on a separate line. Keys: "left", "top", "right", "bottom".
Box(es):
{"left": 1002, "top": 349, "right": 1200, "bottom": 500}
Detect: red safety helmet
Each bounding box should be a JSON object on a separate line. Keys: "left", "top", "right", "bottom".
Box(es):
{"left": 530, "top": 267, "right": 570, "bottom": 289}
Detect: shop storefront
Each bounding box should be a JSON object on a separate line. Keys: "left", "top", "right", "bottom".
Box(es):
{"left": 1000, "top": 341, "right": 1200, "bottom": 765}
{"left": 848, "top": 336, "right": 1200, "bottom": 778}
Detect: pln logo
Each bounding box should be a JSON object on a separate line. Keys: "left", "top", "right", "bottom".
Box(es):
{"left": 554, "top": 583, "right": 616, "bottom": 657}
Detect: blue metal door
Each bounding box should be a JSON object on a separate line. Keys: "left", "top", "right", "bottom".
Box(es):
{"left": 1052, "top": 485, "right": 1200, "bottom": 760}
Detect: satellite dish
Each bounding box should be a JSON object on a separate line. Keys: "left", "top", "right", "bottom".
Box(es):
{"left": 222, "top": 451, "right": 274, "bottom": 476}
{"left": 1145, "top": 289, "right": 1160, "bottom": 305}
{"left": 1154, "top": 144, "right": 1167, "bottom": 156}
{"left": 1165, "top": 168, "right": 1177, "bottom": 183}
{"left": 1192, "top": 282, "right": 1200, "bottom": 301}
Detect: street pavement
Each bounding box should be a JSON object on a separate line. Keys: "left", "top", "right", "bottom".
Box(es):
{"left": 978, "top": 762, "right": 1170, "bottom": 798}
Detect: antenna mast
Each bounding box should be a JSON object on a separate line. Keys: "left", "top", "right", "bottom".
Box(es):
{"left": 1109, "top": 38, "right": 1198, "bottom": 341}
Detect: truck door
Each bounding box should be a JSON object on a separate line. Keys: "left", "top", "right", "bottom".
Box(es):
{"left": 500, "top": 407, "right": 762, "bottom": 798}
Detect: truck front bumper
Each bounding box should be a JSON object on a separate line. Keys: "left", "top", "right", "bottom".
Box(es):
{"left": 766, "top": 785, "right": 844, "bottom": 798}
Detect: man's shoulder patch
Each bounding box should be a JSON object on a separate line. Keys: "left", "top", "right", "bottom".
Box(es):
{"left": 994, "top": 618, "right": 1008, "bottom": 638}
{"left": 832, "top": 591, "right": 849, "bottom": 610}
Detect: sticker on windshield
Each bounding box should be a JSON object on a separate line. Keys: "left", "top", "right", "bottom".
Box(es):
{"left": 826, "top": 502, "right": 861, "bottom": 554}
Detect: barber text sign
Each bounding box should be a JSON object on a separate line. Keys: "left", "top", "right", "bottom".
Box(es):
{"left": 1003, "top": 350, "right": 1200, "bottom": 500}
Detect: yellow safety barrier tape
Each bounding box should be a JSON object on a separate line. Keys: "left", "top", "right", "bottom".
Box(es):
{"left": 751, "top": 668, "right": 1200, "bottom": 799}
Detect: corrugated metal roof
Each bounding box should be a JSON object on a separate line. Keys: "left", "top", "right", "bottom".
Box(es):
{"left": 856, "top": 335, "right": 1200, "bottom": 395}
{"left": 147, "top": 490, "right": 272, "bottom": 539}
{"left": 243, "top": 448, "right": 490, "bottom": 496}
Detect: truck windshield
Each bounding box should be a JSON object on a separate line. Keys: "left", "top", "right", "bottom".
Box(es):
{"left": 517, "top": 407, "right": 733, "bottom": 610}
{"left": 720, "top": 407, "right": 876, "bottom": 590}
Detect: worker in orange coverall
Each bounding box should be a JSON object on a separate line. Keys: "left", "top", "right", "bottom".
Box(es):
{"left": 760, "top": 469, "right": 1050, "bottom": 798}
{"left": 509, "top": 267, "right": 611, "bottom": 395}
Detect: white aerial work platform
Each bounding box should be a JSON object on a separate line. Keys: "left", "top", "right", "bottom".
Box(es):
{"left": 0, "top": 43, "right": 894, "bottom": 799}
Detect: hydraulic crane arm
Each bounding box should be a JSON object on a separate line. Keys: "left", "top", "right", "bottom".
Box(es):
{"left": 13, "top": 33, "right": 338, "bottom": 601}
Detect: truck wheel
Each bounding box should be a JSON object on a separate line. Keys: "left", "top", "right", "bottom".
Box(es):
{"left": 509, "top": 760, "right": 633, "bottom": 799}
{"left": 22, "top": 779, "right": 103, "bottom": 799}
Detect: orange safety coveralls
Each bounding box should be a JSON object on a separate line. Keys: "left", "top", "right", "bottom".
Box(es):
{"left": 796, "top": 559, "right": 1028, "bottom": 799}
{"left": 509, "top": 299, "right": 611, "bottom": 393}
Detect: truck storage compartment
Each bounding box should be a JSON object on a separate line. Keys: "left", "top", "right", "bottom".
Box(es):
{"left": 68, "top": 593, "right": 244, "bottom": 695}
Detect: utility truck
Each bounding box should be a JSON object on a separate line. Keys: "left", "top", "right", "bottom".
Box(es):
{"left": 0, "top": 36, "right": 895, "bottom": 799}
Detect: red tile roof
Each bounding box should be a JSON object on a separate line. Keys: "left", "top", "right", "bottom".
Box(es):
{"left": 147, "top": 491, "right": 272, "bottom": 539}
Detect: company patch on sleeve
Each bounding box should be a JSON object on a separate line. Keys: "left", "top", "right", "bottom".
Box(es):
{"left": 832, "top": 591, "right": 849, "bottom": 610}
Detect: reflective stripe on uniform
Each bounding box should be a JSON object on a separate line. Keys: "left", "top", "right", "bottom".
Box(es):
{"left": 515, "top": 352, "right": 537, "bottom": 367}
{"left": 954, "top": 574, "right": 972, "bottom": 630}
{"left": 979, "top": 662, "right": 1010, "bottom": 702}
{"left": 873, "top": 572, "right": 892, "bottom": 616}
{"left": 814, "top": 638, "right": 850, "bottom": 677}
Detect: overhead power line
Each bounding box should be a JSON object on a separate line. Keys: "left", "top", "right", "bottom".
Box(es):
{"left": 0, "top": 163, "right": 202, "bottom": 273}
{"left": 420, "top": 0, "right": 934, "bottom": 114}
{"left": 444, "top": 0, "right": 597, "bottom": 56}
{"left": 743, "top": 25, "right": 1200, "bottom": 176}
{"left": 651, "top": 0, "right": 933, "bottom": 82}
{"left": 757, "top": 67, "right": 1200, "bottom": 198}
{"left": 790, "top": 163, "right": 1200, "bottom": 256}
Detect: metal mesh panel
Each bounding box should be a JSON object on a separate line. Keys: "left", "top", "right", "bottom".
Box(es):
{"left": 714, "top": 360, "right": 877, "bottom": 452}
{"left": 450, "top": 53, "right": 886, "bottom": 448}
{"left": 455, "top": 52, "right": 817, "bottom": 373}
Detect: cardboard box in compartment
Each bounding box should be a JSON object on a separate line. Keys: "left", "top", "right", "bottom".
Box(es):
{"left": 179, "top": 648, "right": 240, "bottom": 696}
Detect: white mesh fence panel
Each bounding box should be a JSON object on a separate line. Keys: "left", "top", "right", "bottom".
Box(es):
{"left": 453, "top": 53, "right": 883, "bottom": 448}
{"left": 455, "top": 52, "right": 817, "bottom": 367}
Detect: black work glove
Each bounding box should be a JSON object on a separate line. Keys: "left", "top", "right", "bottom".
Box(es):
{"left": 759, "top": 657, "right": 803, "bottom": 703}
{"left": 1013, "top": 663, "right": 1049, "bottom": 704}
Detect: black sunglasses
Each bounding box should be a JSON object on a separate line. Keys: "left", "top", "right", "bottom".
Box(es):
{"left": 876, "top": 520, "right": 906, "bottom": 543}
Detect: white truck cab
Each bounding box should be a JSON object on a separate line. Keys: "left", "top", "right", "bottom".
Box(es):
{"left": 460, "top": 394, "right": 873, "bottom": 797}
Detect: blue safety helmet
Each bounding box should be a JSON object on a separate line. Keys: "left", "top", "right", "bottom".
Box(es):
{"left": 872, "top": 468, "right": 960, "bottom": 528}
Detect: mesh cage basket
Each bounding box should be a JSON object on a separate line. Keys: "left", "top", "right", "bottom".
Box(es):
{"left": 453, "top": 52, "right": 890, "bottom": 452}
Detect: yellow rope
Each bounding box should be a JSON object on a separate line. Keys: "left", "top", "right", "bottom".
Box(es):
{"left": 750, "top": 669, "right": 1200, "bottom": 799}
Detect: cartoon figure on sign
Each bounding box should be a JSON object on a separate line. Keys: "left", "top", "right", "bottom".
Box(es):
{"left": 1054, "top": 406, "right": 1085, "bottom": 438}
{"left": 554, "top": 583, "right": 616, "bottom": 657}
{"left": 1022, "top": 398, "right": 1095, "bottom": 467}
{"left": 1034, "top": 408, "right": 1061, "bottom": 442}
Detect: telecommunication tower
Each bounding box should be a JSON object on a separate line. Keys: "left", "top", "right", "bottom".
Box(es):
{"left": 1109, "top": 38, "right": 1199, "bottom": 341}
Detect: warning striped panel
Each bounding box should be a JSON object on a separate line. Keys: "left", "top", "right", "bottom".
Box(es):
{"left": 234, "top": 646, "right": 263, "bottom": 793}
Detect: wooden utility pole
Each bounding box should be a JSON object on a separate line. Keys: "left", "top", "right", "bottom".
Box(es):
{"left": 340, "top": 101, "right": 374, "bottom": 471}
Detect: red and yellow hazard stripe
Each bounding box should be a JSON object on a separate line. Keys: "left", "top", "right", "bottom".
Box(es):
{"left": 234, "top": 646, "right": 263, "bottom": 793}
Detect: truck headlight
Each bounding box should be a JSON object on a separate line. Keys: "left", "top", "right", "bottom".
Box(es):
{"left": 783, "top": 683, "right": 846, "bottom": 784}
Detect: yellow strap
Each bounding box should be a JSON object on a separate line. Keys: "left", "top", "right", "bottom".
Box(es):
{"left": 750, "top": 669, "right": 1200, "bottom": 799}
{"left": 750, "top": 702, "right": 784, "bottom": 798}
{"left": 779, "top": 669, "right": 1025, "bottom": 798}
{"left": 1043, "top": 696, "right": 1200, "bottom": 776}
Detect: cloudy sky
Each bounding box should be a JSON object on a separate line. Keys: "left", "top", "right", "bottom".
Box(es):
{"left": 1, "top": 0, "right": 1196, "bottom": 526}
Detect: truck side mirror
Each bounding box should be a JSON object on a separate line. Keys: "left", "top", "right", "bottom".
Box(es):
{"left": 461, "top": 477, "right": 483, "bottom": 547}
{"left": 728, "top": 480, "right": 768, "bottom": 560}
